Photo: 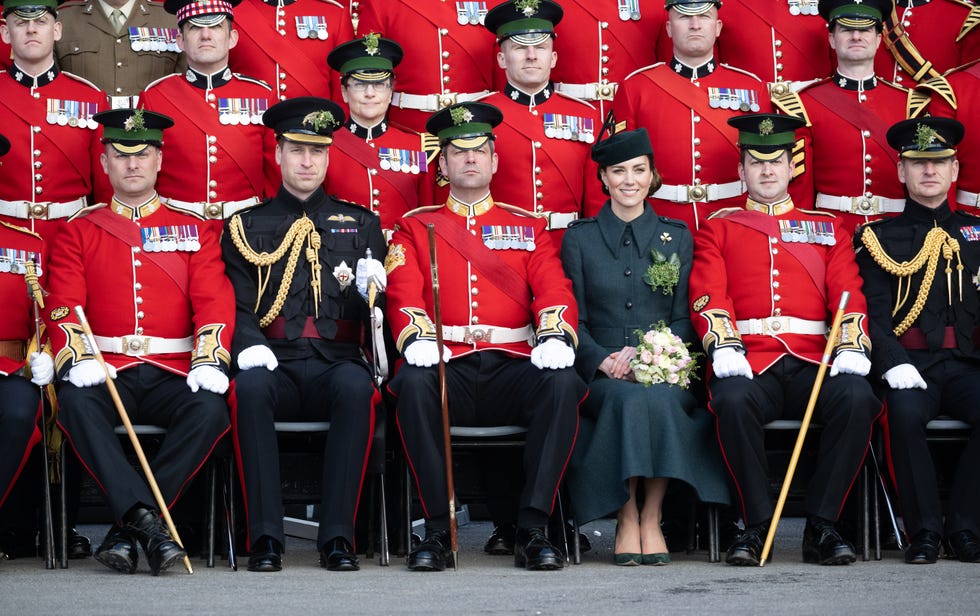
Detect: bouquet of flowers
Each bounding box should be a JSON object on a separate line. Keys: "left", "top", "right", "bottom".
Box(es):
{"left": 629, "top": 322, "right": 700, "bottom": 389}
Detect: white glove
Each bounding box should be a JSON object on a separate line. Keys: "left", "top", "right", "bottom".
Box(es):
{"left": 829, "top": 350, "right": 872, "bottom": 377}
{"left": 356, "top": 258, "right": 387, "bottom": 302}
{"left": 237, "top": 345, "right": 278, "bottom": 371}
{"left": 530, "top": 338, "right": 576, "bottom": 370}
{"left": 29, "top": 352, "right": 54, "bottom": 386}
{"left": 711, "top": 347, "right": 753, "bottom": 380}
{"left": 66, "top": 359, "right": 115, "bottom": 388}
{"left": 186, "top": 365, "right": 230, "bottom": 394}
{"left": 883, "top": 363, "right": 928, "bottom": 390}
{"left": 403, "top": 340, "right": 451, "bottom": 367}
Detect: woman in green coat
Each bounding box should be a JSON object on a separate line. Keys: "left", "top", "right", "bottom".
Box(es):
{"left": 561, "top": 128, "right": 729, "bottom": 565}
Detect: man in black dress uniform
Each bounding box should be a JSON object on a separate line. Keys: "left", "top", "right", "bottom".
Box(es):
{"left": 855, "top": 117, "right": 980, "bottom": 564}
{"left": 222, "top": 97, "right": 387, "bottom": 573}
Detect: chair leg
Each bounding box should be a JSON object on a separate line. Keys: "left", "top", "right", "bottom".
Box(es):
{"left": 365, "top": 474, "right": 377, "bottom": 560}
{"left": 707, "top": 504, "right": 720, "bottom": 563}
{"left": 404, "top": 459, "right": 413, "bottom": 560}
{"left": 554, "top": 491, "right": 571, "bottom": 565}
{"left": 872, "top": 463, "right": 882, "bottom": 561}
{"left": 206, "top": 461, "right": 217, "bottom": 568}
{"left": 59, "top": 446, "right": 68, "bottom": 569}
{"left": 223, "top": 458, "right": 238, "bottom": 570}
{"left": 860, "top": 461, "right": 870, "bottom": 562}
{"left": 686, "top": 497, "right": 697, "bottom": 554}
{"left": 378, "top": 472, "right": 390, "bottom": 566}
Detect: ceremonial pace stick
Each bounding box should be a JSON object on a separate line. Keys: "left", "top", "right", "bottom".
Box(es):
{"left": 364, "top": 249, "right": 390, "bottom": 566}
{"left": 24, "top": 262, "right": 56, "bottom": 570}
{"left": 72, "top": 306, "right": 194, "bottom": 574}
{"left": 760, "top": 292, "right": 851, "bottom": 566}
{"left": 426, "top": 224, "right": 459, "bottom": 570}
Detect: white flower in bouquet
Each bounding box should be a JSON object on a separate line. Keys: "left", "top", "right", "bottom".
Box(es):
{"left": 629, "top": 322, "right": 701, "bottom": 389}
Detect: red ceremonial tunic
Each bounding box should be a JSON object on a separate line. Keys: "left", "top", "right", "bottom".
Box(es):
{"left": 229, "top": 0, "right": 353, "bottom": 106}
{"left": 385, "top": 195, "right": 577, "bottom": 359}
{"left": 139, "top": 69, "right": 279, "bottom": 220}
{"left": 0, "top": 65, "right": 109, "bottom": 238}
{"left": 466, "top": 86, "right": 604, "bottom": 235}
{"left": 44, "top": 197, "right": 235, "bottom": 377}
{"left": 0, "top": 221, "right": 44, "bottom": 376}
{"left": 783, "top": 74, "right": 913, "bottom": 235}
{"left": 689, "top": 199, "right": 870, "bottom": 374}
{"left": 612, "top": 58, "right": 771, "bottom": 231}
{"left": 325, "top": 118, "right": 435, "bottom": 237}
{"left": 875, "top": 0, "right": 980, "bottom": 85}
{"left": 933, "top": 60, "right": 980, "bottom": 210}
{"left": 356, "top": 0, "right": 497, "bottom": 132}
{"left": 715, "top": 0, "right": 833, "bottom": 85}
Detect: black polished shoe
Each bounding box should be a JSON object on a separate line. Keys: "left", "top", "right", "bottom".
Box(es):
{"left": 484, "top": 523, "right": 516, "bottom": 555}
{"left": 725, "top": 523, "right": 767, "bottom": 566}
{"left": 125, "top": 507, "right": 186, "bottom": 576}
{"left": 320, "top": 536, "right": 359, "bottom": 571}
{"left": 94, "top": 524, "right": 138, "bottom": 574}
{"left": 0, "top": 528, "right": 37, "bottom": 560}
{"left": 904, "top": 529, "right": 942, "bottom": 564}
{"left": 514, "top": 527, "right": 563, "bottom": 571}
{"left": 802, "top": 517, "right": 856, "bottom": 565}
{"left": 407, "top": 529, "right": 452, "bottom": 572}
{"left": 67, "top": 528, "right": 93, "bottom": 559}
{"left": 247, "top": 536, "right": 283, "bottom": 572}
{"left": 947, "top": 530, "right": 980, "bottom": 563}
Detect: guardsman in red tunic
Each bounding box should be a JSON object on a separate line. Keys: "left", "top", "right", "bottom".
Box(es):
{"left": 0, "top": 132, "right": 55, "bottom": 549}
{"left": 326, "top": 34, "right": 435, "bottom": 237}
{"left": 875, "top": 0, "right": 980, "bottom": 87}
{"left": 546, "top": 0, "right": 668, "bottom": 118}
{"left": 0, "top": 0, "right": 109, "bottom": 238}
{"left": 386, "top": 102, "right": 585, "bottom": 572}
{"left": 356, "top": 0, "right": 497, "bottom": 133}
{"left": 473, "top": 0, "right": 604, "bottom": 235}
{"left": 46, "top": 109, "right": 234, "bottom": 576}
{"left": 772, "top": 0, "right": 925, "bottom": 234}
{"left": 716, "top": 0, "right": 833, "bottom": 87}
{"left": 228, "top": 0, "right": 353, "bottom": 105}
{"left": 612, "top": 0, "right": 771, "bottom": 231}
{"left": 933, "top": 59, "right": 980, "bottom": 211}
{"left": 140, "top": 0, "right": 279, "bottom": 222}
{"left": 690, "top": 114, "right": 880, "bottom": 566}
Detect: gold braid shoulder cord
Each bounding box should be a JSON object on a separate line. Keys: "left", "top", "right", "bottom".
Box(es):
{"left": 860, "top": 224, "right": 963, "bottom": 336}
{"left": 228, "top": 214, "right": 323, "bottom": 328}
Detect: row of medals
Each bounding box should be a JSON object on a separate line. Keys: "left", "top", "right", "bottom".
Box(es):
{"left": 129, "top": 28, "right": 179, "bottom": 53}
{"left": 0, "top": 252, "right": 41, "bottom": 275}
{"left": 217, "top": 99, "right": 269, "bottom": 126}
{"left": 45, "top": 102, "right": 99, "bottom": 129}
{"left": 455, "top": 1, "right": 643, "bottom": 24}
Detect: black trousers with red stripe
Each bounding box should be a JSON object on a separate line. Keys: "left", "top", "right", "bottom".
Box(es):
{"left": 232, "top": 356, "right": 376, "bottom": 550}
{"left": 0, "top": 376, "right": 41, "bottom": 510}
{"left": 390, "top": 351, "right": 584, "bottom": 525}
{"left": 885, "top": 352, "right": 980, "bottom": 537}
{"left": 57, "top": 364, "right": 229, "bottom": 521}
{"left": 708, "top": 356, "right": 880, "bottom": 527}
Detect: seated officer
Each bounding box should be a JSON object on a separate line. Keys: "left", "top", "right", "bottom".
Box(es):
{"left": 222, "top": 97, "right": 387, "bottom": 573}
{"left": 689, "top": 114, "right": 881, "bottom": 566}
{"left": 855, "top": 117, "right": 980, "bottom": 564}
{"left": 386, "top": 101, "right": 586, "bottom": 572}
{"left": 46, "top": 108, "right": 234, "bottom": 576}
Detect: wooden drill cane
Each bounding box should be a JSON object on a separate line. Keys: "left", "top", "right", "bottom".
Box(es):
{"left": 426, "top": 224, "right": 458, "bottom": 570}
{"left": 72, "top": 306, "right": 193, "bottom": 574}
{"left": 759, "top": 292, "right": 850, "bottom": 566}
{"left": 23, "top": 261, "right": 56, "bottom": 569}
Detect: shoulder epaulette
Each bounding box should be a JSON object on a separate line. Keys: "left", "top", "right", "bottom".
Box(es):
{"left": 658, "top": 216, "right": 689, "bottom": 230}
{"left": 495, "top": 202, "right": 543, "bottom": 219}
{"left": 623, "top": 62, "right": 665, "bottom": 81}
{"left": 953, "top": 1, "right": 980, "bottom": 42}
{"left": 161, "top": 202, "right": 206, "bottom": 220}
{"left": 61, "top": 71, "right": 102, "bottom": 92}
{"left": 944, "top": 57, "right": 980, "bottom": 76}
{"left": 718, "top": 63, "right": 763, "bottom": 82}
{"left": 911, "top": 76, "right": 957, "bottom": 113}
{"left": 0, "top": 219, "right": 42, "bottom": 239}
{"left": 143, "top": 72, "right": 180, "bottom": 91}
{"left": 67, "top": 202, "right": 108, "bottom": 222}
{"left": 797, "top": 208, "right": 837, "bottom": 219}
{"left": 957, "top": 208, "right": 980, "bottom": 221}
{"left": 316, "top": 0, "right": 345, "bottom": 8}
{"left": 403, "top": 205, "right": 445, "bottom": 217}
{"left": 421, "top": 132, "right": 440, "bottom": 166}
{"left": 566, "top": 217, "right": 596, "bottom": 230}
{"left": 552, "top": 90, "right": 597, "bottom": 110}
{"left": 706, "top": 207, "right": 743, "bottom": 220}
{"left": 231, "top": 73, "right": 273, "bottom": 91}
{"left": 770, "top": 83, "right": 813, "bottom": 126}
{"left": 331, "top": 195, "right": 375, "bottom": 215}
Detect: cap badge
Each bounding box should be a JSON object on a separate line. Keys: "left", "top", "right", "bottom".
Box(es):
{"left": 758, "top": 118, "right": 774, "bottom": 136}
{"left": 363, "top": 32, "right": 380, "bottom": 56}
{"left": 303, "top": 110, "right": 339, "bottom": 132}
{"left": 450, "top": 107, "right": 474, "bottom": 125}
{"left": 914, "top": 123, "right": 942, "bottom": 151}
{"left": 515, "top": 0, "right": 539, "bottom": 17}
{"left": 124, "top": 109, "right": 145, "bottom": 132}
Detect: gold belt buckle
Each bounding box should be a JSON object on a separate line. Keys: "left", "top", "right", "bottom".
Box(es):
{"left": 29, "top": 202, "right": 49, "bottom": 219}
{"left": 204, "top": 202, "right": 224, "bottom": 219}
{"left": 595, "top": 83, "right": 615, "bottom": 101}
{"left": 463, "top": 327, "right": 491, "bottom": 344}
{"left": 438, "top": 93, "right": 458, "bottom": 109}
{"left": 851, "top": 197, "right": 879, "bottom": 215}
{"left": 687, "top": 185, "right": 708, "bottom": 202}
{"left": 122, "top": 336, "right": 148, "bottom": 355}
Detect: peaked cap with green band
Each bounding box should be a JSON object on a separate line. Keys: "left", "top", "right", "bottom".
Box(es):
{"left": 327, "top": 34, "right": 404, "bottom": 80}
{"left": 886, "top": 117, "right": 964, "bottom": 159}
{"left": 94, "top": 108, "right": 174, "bottom": 154}
{"left": 2, "top": 0, "right": 58, "bottom": 18}
{"left": 484, "top": 0, "right": 563, "bottom": 45}
{"left": 818, "top": 0, "right": 890, "bottom": 29}
{"left": 426, "top": 102, "right": 503, "bottom": 150}
{"left": 728, "top": 113, "right": 805, "bottom": 161}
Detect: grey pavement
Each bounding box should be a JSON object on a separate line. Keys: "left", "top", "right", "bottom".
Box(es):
{"left": 2, "top": 518, "right": 977, "bottom": 615}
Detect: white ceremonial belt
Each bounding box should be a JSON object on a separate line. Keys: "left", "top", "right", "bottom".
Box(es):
{"left": 736, "top": 317, "right": 828, "bottom": 336}
{"left": 652, "top": 180, "right": 745, "bottom": 203}
{"left": 542, "top": 211, "right": 579, "bottom": 230}
{"left": 0, "top": 197, "right": 87, "bottom": 220}
{"left": 94, "top": 335, "right": 194, "bottom": 357}
{"left": 957, "top": 189, "right": 980, "bottom": 208}
{"left": 815, "top": 193, "right": 905, "bottom": 215}
{"left": 442, "top": 325, "right": 533, "bottom": 345}
{"left": 162, "top": 196, "right": 261, "bottom": 220}
{"left": 391, "top": 90, "right": 491, "bottom": 112}
{"left": 554, "top": 81, "right": 617, "bottom": 101}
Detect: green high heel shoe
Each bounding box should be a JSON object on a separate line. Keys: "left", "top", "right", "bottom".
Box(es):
{"left": 641, "top": 552, "right": 671, "bottom": 566}
{"left": 614, "top": 552, "right": 643, "bottom": 566}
